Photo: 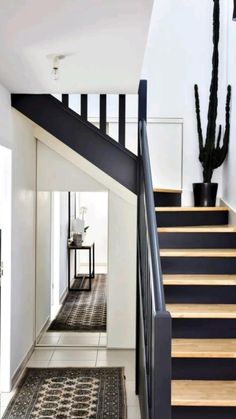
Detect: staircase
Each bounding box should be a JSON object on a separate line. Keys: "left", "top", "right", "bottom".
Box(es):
{"left": 155, "top": 189, "right": 236, "bottom": 419}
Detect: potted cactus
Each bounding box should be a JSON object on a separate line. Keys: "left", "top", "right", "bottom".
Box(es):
{"left": 193, "top": 0, "right": 231, "bottom": 207}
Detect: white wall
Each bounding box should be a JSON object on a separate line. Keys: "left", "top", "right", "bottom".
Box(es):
{"left": 77, "top": 192, "right": 108, "bottom": 270}
{"left": 222, "top": 1, "right": 236, "bottom": 212}
{"left": 36, "top": 192, "right": 51, "bottom": 336}
{"left": 36, "top": 191, "right": 69, "bottom": 329}
{"left": 107, "top": 191, "right": 136, "bottom": 348}
{"left": 37, "top": 141, "right": 106, "bottom": 192}
{"left": 0, "top": 144, "right": 12, "bottom": 392}
{"left": 11, "top": 110, "right": 36, "bottom": 380}
{"left": 59, "top": 192, "right": 69, "bottom": 299}
{"left": 142, "top": 0, "right": 229, "bottom": 201}
{"left": 0, "top": 88, "right": 36, "bottom": 391}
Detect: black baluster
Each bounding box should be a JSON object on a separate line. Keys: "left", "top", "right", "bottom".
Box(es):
{"left": 81, "top": 94, "right": 88, "bottom": 120}
{"left": 118, "top": 94, "right": 126, "bottom": 146}
{"left": 99, "top": 95, "right": 107, "bottom": 134}
{"left": 62, "top": 94, "right": 69, "bottom": 107}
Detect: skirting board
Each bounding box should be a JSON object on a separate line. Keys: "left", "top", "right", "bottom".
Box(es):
{"left": 11, "top": 316, "right": 52, "bottom": 390}
{"left": 60, "top": 287, "right": 68, "bottom": 305}
{"left": 220, "top": 198, "right": 236, "bottom": 225}
{"left": 10, "top": 343, "right": 35, "bottom": 390}
{"left": 36, "top": 316, "right": 50, "bottom": 345}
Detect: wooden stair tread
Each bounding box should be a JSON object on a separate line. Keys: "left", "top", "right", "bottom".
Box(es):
{"left": 156, "top": 206, "right": 228, "bottom": 212}
{"left": 167, "top": 304, "right": 236, "bottom": 318}
{"left": 172, "top": 380, "right": 236, "bottom": 406}
{"left": 158, "top": 225, "right": 236, "bottom": 233}
{"left": 160, "top": 249, "right": 236, "bottom": 257}
{"left": 163, "top": 274, "right": 236, "bottom": 286}
{"left": 172, "top": 339, "right": 236, "bottom": 358}
{"left": 153, "top": 188, "right": 182, "bottom": 193}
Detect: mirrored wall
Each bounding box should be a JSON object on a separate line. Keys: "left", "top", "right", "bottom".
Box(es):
{"left": 35, "top": 190, "right": 108, "bottom": 347}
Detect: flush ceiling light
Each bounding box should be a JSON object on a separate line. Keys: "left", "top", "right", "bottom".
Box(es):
{"left": 50, "top": 55, "right": 65, "bottom": 81}
{"left": 233, "top": 0, "right": 236, "bottom": 20}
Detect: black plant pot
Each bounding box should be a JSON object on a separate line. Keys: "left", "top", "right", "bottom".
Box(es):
{"left": 193, "top": 183, "right": 218, "bottom": 207}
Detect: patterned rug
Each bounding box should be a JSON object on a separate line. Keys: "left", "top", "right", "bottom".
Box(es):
{"left": 48, "top": 274, "right": 106, "bottom": 332}
{"left": 2, "top": 367, "right": 127, "bottom": 419}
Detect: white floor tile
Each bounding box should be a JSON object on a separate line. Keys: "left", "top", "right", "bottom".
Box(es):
{"left": 127, "top": 405, "right": 141, "bottom": 419}
{"left": 126, "top": 390, "right": 139, "bottom": 407}
{"left": 29, "top": 349, "right": 54, "bottom": 362}
{"left": 57, "top": 332, "right": 100, "bottom": 338}
{"left": 51, "top": 349, "right": 97, "bottom": 361}
{"left": 38, "top": 335, "right": 60, "bottom": 345}
{"left": 97, "top": 349, "right": 135, "bottom": 364}
{"left": 27, "top": 359, "right": 50, "bottom": 368}
{"left": 58, "top": 335, "right": 100, "bottom": 346}
{"left": 99, "top": 336, "right": 107, "bottom": 346}
{"left": 48, "top": 360, "right": 96, "bottom": 368}
{"left": 125, "top": 381, "right": 136, "bottom": 392}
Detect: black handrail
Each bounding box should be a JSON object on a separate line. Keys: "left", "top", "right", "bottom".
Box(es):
{"left": 139, "top": 120, "right": 166, "bottom": 312}
{"left": 136, "top": 119, "right": 171, "bottom": 419}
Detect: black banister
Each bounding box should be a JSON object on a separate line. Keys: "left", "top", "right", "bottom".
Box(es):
{"left": 136, "top": 81, "right": 171, "bottom": 419}
{"left": 139, "top": 120, "right": 165, "bottom": 312}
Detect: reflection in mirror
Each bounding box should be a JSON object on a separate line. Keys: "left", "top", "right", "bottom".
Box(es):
{"left": 36, "top": 190, "right": 108, "bottom": 347}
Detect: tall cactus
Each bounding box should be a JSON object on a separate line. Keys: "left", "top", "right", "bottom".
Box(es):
{"left": 194, "top": 0, "right": 231, "bottom": 183}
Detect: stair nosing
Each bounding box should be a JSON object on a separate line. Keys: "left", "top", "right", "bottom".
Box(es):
{"left": 160, "top": 249, "right": 236, "bottom": 257}
{"left": 163, "top": 274, "right": 236, "bottom": 286}
{"left": 158, "top": 226, "right": 236, "bottom": 233}
{"left": 153, "top": 188, "right": 182, "bottom": 193}
{"left": 167, "top": 303, "right": 236, "bottom": 319}
{"left": 156, "top": 206, "right": 228, "bottom": 212}
{"left": 172, "top": 380, "right": 236, "bottom": 407}
{"left": 172, "top": 338, "right": 236, "bottom": 358}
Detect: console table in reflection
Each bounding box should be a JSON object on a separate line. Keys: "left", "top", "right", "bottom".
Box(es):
{"left": 68, "top": 242, "right": 95, "bottom": 291}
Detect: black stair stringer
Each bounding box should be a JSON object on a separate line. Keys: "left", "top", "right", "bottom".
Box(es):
{"left": 11, "top": 94, "right": 138, "bottom": 194}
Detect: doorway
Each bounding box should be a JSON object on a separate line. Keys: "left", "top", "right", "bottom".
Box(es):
{"left": 36, "top": 190, "right": 108, "bottom": 348}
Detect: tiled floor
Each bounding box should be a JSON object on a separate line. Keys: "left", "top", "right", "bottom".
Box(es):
{"left": 37, "top": 332, "right": 107, "bottom": 347}
{"left": 0, "top": 347, "right": 140, "bottom": 419}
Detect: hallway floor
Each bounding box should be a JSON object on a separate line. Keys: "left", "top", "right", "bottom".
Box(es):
{"left": 1, "top": 348, "right": 140, "bottom": 419}
{"left": 38, "top": 331, "right": 107, "bottom": 347}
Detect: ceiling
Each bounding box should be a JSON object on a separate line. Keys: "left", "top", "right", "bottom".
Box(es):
{"left": 0, "top": 0, "right": 153, "bottom": 93}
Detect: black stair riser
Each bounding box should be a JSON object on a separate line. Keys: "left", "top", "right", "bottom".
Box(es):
{"left": 172, "top": 407, "right": 236, "bottom": 419}
{"left": 159, "top": 232, "right": 236, "bottom": 249}
{"left": 161, "top": 257, "right": 236, "bottom": 274}
{"left": 172, "top": 319, "right": 236, "bottom": 338}
{"left": 165, "top": 286, "right": 236, "bottom": 304}
{"left": 156, "top": 211, "right": 229, "bottom": 227}
{"left": 156, "top": 211, "right": 228, "bottom": 227}
{"left": 172, "top": 358, "right": 236, "bottom": 380}
{"left": 154, "top": 192, "right": 181, "bottom": 207}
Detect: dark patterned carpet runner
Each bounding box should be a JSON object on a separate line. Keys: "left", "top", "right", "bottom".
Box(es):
{"left": 48, "top": 274, "right": 106, "bottom": 332}
{"left": 2, "top": 367, "right": 126, "bottom": 418}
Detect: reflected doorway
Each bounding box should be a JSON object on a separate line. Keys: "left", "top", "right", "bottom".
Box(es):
{"left": 36, "top": 191, "right": 108, "bottom": 348}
